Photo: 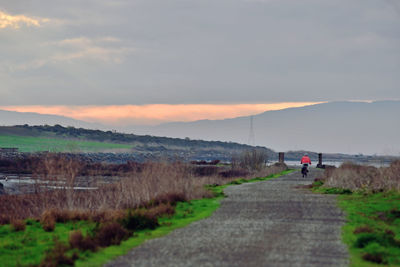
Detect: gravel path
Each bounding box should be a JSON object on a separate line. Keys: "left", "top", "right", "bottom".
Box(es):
{"left": 106, "top": 169, "right": 349, "bottom": 267}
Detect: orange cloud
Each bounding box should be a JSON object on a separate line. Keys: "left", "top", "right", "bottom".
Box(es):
{"left": 0, "top": 102, "right": 323, "bottom": 125}
{"left": 0, "top": 10, "right": 49, "bottom": 29}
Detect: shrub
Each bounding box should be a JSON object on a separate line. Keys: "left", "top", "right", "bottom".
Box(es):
{"left": 218, "top": 169, "right": 249, "bottom": 178}
{"left": 95, "top": 222, "right": 130, "bottom": 247}
{"left": 355, "top": 233, "right": 382, "bottom": 248}
{"left": 148, "top": 193, "right": 187, "bottom": 207}
{"left": 41, "top": 211, "right": 56, "bottom": 232}
{"left": 50, "top": 210, "right": 70, "bottom": 223}
{"left": 388, "top": 208, "right": 400, "bottom": 221}
{"left": 68, "top": 210, "right": 91, "bottom": 221}
{"left": 323, "top": 161, "right": 400, "bottom": 191}
{"left": 235, "top": 149, "right": 268, "bottom": 171}
{"left": 120, "top": 210, "right": 159, "bottom": 231}
{"left": 362, "top": 242, "right": 388, "bottom": 264}
{"left": 354, "top": 226, "right": 374, "bottom": 234}
{"left": 0, "top": 215, "right": 10, "bottom": 225}
{"left": 323, "top": 188, "right": 352, "bottom": 194}
{"left": 192, "top": 166, "right": 218, "bottom": 176}
{"left": 69, "top": 230, "right": 97, "bottom": 252}
{"left": 39, "top": 239, "right": 77, "bottom": 267}
{"left": 11, "top": 219, "right": 26, "bottom": 232}
{"left": 147, "top": 203, "right": 176, "bottom": 218}
{"left": 355, "top": 232, "right": 399, "bottom": 248}
{"left": 46, "top": 210, "right": 91, "bottom": 223}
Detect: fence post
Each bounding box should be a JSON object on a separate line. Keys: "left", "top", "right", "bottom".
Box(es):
{"left": 278, "top": 152, "right": 285, "bottom": 163}
{"left": 317, "top": 153, "right": 324, "bottom": 168}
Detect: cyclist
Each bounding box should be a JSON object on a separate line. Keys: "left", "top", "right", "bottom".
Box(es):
{"left": 300, "top": 154, "right": 311, "bottom": 177}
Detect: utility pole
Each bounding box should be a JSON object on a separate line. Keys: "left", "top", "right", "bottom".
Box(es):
{"left": 248, "top": 116, "right": 255, "bottom": 146}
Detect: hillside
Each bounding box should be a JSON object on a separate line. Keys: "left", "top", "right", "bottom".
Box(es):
{"left": 0, "top": 125, "right": 276, "bottom": 162}
{"left": 131, "top": 101, "right": 400, "bottom": 156}
{"left": 0, "top": 109, "right": 103, "bottom": 129}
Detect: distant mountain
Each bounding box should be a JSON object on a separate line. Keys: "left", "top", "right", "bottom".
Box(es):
{"left": 0, "top": 109, "right": 104, "bottom": 130}
{"left": 131, "top": 101, "right": 400, "bottom": 155}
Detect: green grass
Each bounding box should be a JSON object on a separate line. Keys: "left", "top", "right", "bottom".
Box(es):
{"left": 338, "top": 192, "right": 400, "bottom": 266}
{"left": 312, "top": 183, "right": 400, "bottom": 266}
{"left": 0, "top": 135, "right": 132, "bottom": 152}
{"left": 0, "top": 220, "right": 94, "bottom": 267}
{"left": 0, "top": 169, "right": 293, "bottom": 267}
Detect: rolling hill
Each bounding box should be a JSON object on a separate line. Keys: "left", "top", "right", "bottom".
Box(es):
{"left": 0, "top": 125, "right": 276, "bottom": 162}
{"left": 131, "top": 101, "right": 400, "bottom": 155}
{"left": 0, "top": 109, "right": 103, "bottom": 129}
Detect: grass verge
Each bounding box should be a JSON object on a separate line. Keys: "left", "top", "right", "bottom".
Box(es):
{"left": 312, "top": 183, "right": 400, "bottom": 266}
{"left": 0, "top": 169, "right": 293, "bottom": 267}
{"left": 0, "top": 220, "right": 94, "bottom": 267}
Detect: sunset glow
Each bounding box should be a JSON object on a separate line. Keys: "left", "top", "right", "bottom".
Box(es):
{"left": 0, "top": 102, "right": 323, "bottom": 125}
{"left": 0, "top": 10, "right": 48, "bottom": 29}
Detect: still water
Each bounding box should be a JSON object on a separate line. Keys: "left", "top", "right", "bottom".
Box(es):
{"left": 275, "top": 160, "right": 390, "bottom": 168}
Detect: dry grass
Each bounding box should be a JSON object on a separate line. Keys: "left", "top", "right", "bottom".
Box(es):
{"left": 0, "top": 154, "right": 287, "bottom": 223}
{"left": 69, "top": 230, "right": 97, "bottom": 252}
{"left": 39, "top": 239, "right": 77, "bottom": 267}
{"left": 95, "top": 222, "right": 131, "bottom": 247}
{"left": 41, "top": 210, "right": 56, "bottom": 232}
{"left": 323, "top": 160, "right": 400, "bottom": 191}
{"left": 11, "top": 219, "right": 26, "bottom": 232}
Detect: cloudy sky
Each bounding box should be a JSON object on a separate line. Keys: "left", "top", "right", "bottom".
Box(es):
{"left": 0, "top": 0, "right": 399, "bottom": 125}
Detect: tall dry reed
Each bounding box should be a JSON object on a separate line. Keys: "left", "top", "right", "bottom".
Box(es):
{"left": 0, "top": 154, "right": 287, "bottom": 222}
{"left": 323, "top": 160, "right": 400, "bottom": 191}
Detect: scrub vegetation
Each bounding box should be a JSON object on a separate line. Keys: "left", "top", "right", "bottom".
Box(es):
{"left": 0, "top": 150, "right": 288, "bottom": 266}
{"left": 312, "top": 161, "right": 400, "bottom": 266}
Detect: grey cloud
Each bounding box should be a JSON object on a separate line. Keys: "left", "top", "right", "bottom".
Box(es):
{"left": 0, "top": 0, "right": 399, "bottom": 105}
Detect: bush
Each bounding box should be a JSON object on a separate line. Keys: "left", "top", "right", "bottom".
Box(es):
{"left": 354, "top": 226, "right": 374, "bottom": 234}
{"left": 41, "top": 211, "right": 56, "bottom": 232}
{"left": 147, "top": 193, "right": 187, "bottom": 208}
{"left": 355, "top": 232, "right": 399, "bottom": 249}
{"left": 11, "top": 219, "right": 26, "bottom": 232}
{"left": 147, "top": 203, "right": 176, "bottom": 218}
{"left": 323, "top": 161, "right": 400, "bottom": 192}
{"left": 218, "top": 169, "right": 249, "bottom": 178}
{"left": 39, "top": 239, "right": 77, "bottom": 267}
{"left": 234, "top": 149, "right": 268, "bottom": 171}
{"left": 69, "top": 230, "right": 97, "bottom": 252}
{"left": 0, "top": 215, "right": 10, "bottom": 225}
{"left": 95, "top": 222, "right": 131, "bottom": 247}
{"left": 323, "top": 188, "right": 352, "bottom": 195}
{"left": 88, "top": 210, "right": 125, "bottom": 224}
{"left": 355, "top": 233, "right": 381, "bottom": 248}
{"left": 192, "top": 166, "right": 218, "bottom": 176}
{"left": 362, "top": 242, "right": 388, "bottom": 264}
{"left": 120, "top": 210, "right": 159, "bottom": 231}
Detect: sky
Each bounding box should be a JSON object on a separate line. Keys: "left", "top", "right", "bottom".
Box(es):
{"left": 0, "top": 0, "right": 399, "bottom": 125}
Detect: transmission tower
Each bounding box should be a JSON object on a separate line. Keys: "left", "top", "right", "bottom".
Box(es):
{"left": 248, "top": 116, "right": 256, "bottom": 146}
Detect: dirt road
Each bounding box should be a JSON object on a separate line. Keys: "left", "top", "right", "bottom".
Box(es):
{"left": 106, "top": 169, "right": 349, "bottom": 267}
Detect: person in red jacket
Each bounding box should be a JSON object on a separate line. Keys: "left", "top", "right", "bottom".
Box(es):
{"left": 301, "top": 154, "right": 311, "bottom": 165}
{"left": 300, "top": 154, "right": 311, "bottom": 177}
